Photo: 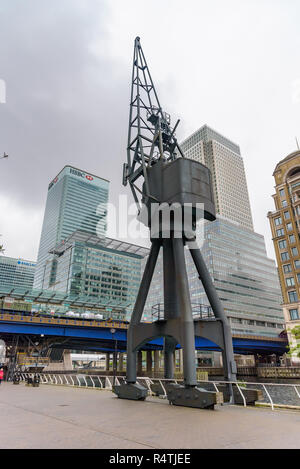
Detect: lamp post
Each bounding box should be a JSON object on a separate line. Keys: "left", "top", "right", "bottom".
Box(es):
{"left": 110, "top": 328, "right": 118, "bottom": 386}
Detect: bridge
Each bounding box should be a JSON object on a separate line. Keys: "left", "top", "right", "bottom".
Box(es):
{"left": 0, "top": 310, "right": 288, "bottom": 356}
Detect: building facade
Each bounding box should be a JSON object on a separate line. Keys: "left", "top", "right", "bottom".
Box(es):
{"left": 268, "top": 150, "right": 300, "bottom": 363}
{"left": 142, "top": 125, "right": 284, "bottom": 347}
{"left": 31, "top": 165, "right": 150, "bottom": 319}
{"left": 42, "top": 230, "right": 148, "bottom": 317}
{"left": 34, "top": 166, "right": 109, "bottom": 289}
{"left": 0, "top": 256, "right": 36, "bottom": 289}
{"left": 180, "top": 125, "right": 254, "bottom": 231}
{"left": 144, "top": 217, "right": 284, "bottom": 338}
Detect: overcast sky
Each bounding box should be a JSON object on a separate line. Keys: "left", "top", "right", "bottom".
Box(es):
{"left": 0, "top": 0, "right": 299, "bottom": 262}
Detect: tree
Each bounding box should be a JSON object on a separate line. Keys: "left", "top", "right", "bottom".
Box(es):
{"left": 287, "top": 325, "right": 300, "bottom": 360}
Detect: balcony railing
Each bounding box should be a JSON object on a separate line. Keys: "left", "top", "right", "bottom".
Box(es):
{"left": 151, "top": 303, "right": 214, "bottom": 321}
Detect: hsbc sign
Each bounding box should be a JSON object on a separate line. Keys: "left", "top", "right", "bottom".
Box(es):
{"left": 70, "top": 168, "right": 94, "bottom": 181}
{"left": 48, "top": 166, "right": 104, "bottom": 192}
{"left": 48, "top": 176, "right": 58, "bottom": 191}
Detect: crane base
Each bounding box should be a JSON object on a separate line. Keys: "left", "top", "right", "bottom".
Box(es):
{"left": 166, "top": 384, "right": 223, "bottom": 409}
{"left": 113, "top": 383, "right": 148, "bottom": 401}
{"left": 217, "top": 384, "right": 263, "bottom": 405}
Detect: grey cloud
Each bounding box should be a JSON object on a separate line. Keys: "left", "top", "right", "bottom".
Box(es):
{"left": 0, "top": 0, "right": 129, "bottom": 212}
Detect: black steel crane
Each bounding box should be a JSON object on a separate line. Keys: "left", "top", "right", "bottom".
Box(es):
{"left": 123, "top": 36, "right": 184, "bottom": 212}
{"left": 114, "top": 37, "right": 245, "bottom": 408}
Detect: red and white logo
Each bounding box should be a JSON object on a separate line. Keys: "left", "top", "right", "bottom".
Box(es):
{"left": 86, "top": 175, "right": 93, "bottom": 181}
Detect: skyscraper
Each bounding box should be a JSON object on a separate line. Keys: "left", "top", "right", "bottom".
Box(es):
{"left": 144, "top": 217, "right": 284, "bottom": 337}
{"left": 34, "top": 166, "right": 109, "bottom": 289}
{"left": 143, "top": 125, "right": 284, "bottom": 342}
{"left": 181, "top": 125, "right": 254, "bottom": 230}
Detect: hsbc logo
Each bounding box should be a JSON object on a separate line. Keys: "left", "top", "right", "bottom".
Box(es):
{"left": 70, "top": 168, "right": 93, "bottom": 182}
{"left": 48, "top": 176, "right": 59, "bottom": 191}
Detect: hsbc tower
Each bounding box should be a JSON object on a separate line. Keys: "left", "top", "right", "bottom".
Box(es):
{"left": 33, "top": 165, "right": 109, "bottom": 289}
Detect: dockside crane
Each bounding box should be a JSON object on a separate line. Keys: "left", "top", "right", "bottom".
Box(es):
{"left": 114, "top": 37, "right": 244, "bottom": 408}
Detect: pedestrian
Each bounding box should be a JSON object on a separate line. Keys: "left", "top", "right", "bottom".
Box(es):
{"left": 0, "top": 368, "right": 3, "bottom": 385}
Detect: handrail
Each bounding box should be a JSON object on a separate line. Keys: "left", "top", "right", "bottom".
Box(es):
{"left": 105, "top": 377, "right": 112, "bottom": 390}
{"left": 16, "top": 373, "right": 300, "bottom": 410}
{"left": 158, "top": 379, "right": 167, "bottom": 398}
{"left": 151, "top": 302, "right": 213, "bottom": 321}
{"left": 212, "top": 382, "right": 219, "bottom": 393}
{"left": 262, "top": 384, "right": 274, "bottom": 411}
{"left": 98, "top": 376, "right": 103, "bottom": 389}
{"left": 235, "top": 383, "right": 246, "bottom": 407}
{"left": 90, "top": 376, "right": 96, "bottom": 388}
{"left": 294, "top": 385, "right": 300, "bottom": 400}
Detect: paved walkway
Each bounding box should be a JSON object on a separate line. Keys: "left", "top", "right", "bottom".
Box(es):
{"left": 0, "top": 382, "right": 300, "bottom": 449}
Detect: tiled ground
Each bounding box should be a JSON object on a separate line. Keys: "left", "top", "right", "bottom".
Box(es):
{"left": 0, "top": 382, "right": 299, "bottom": 449}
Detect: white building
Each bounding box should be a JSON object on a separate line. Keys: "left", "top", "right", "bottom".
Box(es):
{"left": 180, "top": 125, "right": 254, "bottom": 231}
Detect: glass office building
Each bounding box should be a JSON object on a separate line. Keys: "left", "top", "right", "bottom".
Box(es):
{"left": 43, "top": 230, "right": 148, "bottom": 317}
{"left": 144, "top": 217, "right": 284, "bottom": 338}
{"left": 34, "top": 166, "right": 109, "bottom": 289}
{"left": 0, "top": 256, "right": 36, "bottom": 289}
{"left": 147, "top": 124, "right": 284, "bottom": 341}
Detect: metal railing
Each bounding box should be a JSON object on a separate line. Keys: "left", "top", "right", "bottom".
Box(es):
{"left": 152, "top": 303, "right": 214, "bottom": 321}
{"left": 16, "top": 373, "right": 300, "bottom": 411}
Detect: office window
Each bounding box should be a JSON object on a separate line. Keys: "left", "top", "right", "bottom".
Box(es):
{"left": 297, "top": 273, "right": 300, "bottom": 283}
{"left": 279, "top": 189, "right": 285, "bottom": 198}
{"left": 286, "top": 223, "right": 293, "bottom": 231}
{"left": 292, "top": 247, "right": 298, "bottom": 257}
{"left": 289, "top": 234, "right": 296, "bottom": 244}
{"left": 295, "top": 260, "right": 300, "bottom": 270}
{"left": 274, "top": 217, "right": 282, "bottom": 226}
{"left": 256, "top": 321, "right": 265, "bottom": 326}
{"left": 281, "top": 252, "right": 289, "bottom": 261}
{"left": 276, "top": 228, "right": 284, "bottom": 237}
{"left": 288, "top": 291, "right": 298, "bottom": 303}
{"left": 284, "top": 211, "right": 290, "bottom": 219}
{"left": 283, "top": 264, "right": 292, "bottom": 273}
{"left": 278, "top": 240, "right": 287, "bottom": 249}
{"left": 231, "top": 318, "right": 243, "bottom": 324}
{"left": 289, "top": 309, "right": 299, "bottom": 320}
{"left": 286, "top": 277, "right": 295, "bottom": 287}
{"left": 282, "top": 201, "right": 288, "bottom": 208}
